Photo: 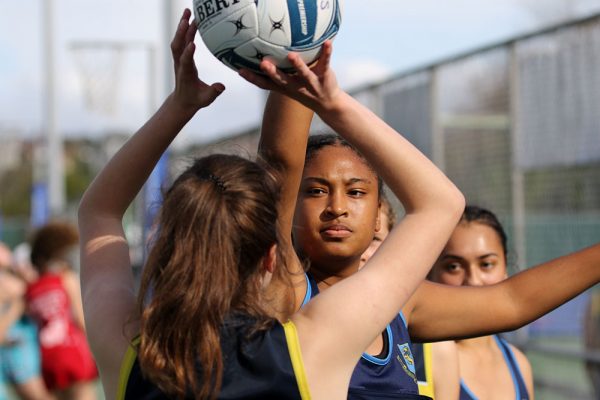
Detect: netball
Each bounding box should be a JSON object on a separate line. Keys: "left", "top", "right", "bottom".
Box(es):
{"left": 193, "top": 0, "right": 342, "bottom": 73}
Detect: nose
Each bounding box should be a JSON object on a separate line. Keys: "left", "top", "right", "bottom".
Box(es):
{"left": 325, "top": 190, "right": 348, "bottom": 218}
{"left": 464, "top": 268, "right": 484, "bottom": 287}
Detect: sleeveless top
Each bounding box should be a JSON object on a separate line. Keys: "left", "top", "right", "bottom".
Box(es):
{"left": 117, "top": 317, "right": 310, "bottom": 399}
{"left": 303, "top": 273, "right": 432, "bottom": 400}
{"left": 25, "top": 273, "right": 98, "bottom": 389}
{"left": 411, "top": 342, "right": 435, "bottom": 398}
{"left": 459, "top": 335, "right": 530, "bottom": 400}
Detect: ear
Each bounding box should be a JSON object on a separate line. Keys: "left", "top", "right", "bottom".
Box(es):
{"left": 374, "top": 201, "right": 382, "bottom": 233}
{"left": 262, "top": 244, "right": 277, "bottom": 274}
{"left": 260, "top": 244, "right": 277, "bottom": 289}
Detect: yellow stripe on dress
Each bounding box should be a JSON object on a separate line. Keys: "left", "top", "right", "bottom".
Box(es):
{"left": 417, "top": 342, "right": 435, "bottom": 398}
{"left": 116, "top": 336, "right": 141, "bottom": 400}
{"left": 282, "top": 320, "right": 312, "bottom": 400}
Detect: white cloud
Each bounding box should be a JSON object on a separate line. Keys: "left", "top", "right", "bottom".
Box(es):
{"left": 336, "top": 59, "right": 392, "bottom": 91}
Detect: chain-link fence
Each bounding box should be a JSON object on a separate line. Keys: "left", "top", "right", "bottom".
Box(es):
{"left": 202, "top": 13, "right": 600, "bottom": 398}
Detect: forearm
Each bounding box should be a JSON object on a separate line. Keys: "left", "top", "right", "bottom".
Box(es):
{"left": 79, "top": 95, "right": 196, "bottom": 220}
{"left": 503, "top": 243, "right": 600, "bottom": 328}
{"left": 258, "top": 92, "right": 313, "bottom": 171}
{"left": 410, "top": 243, "right": 600, "bottom": 341}
{"left": 258, "top": 92, "right": 313, "bottom": 232}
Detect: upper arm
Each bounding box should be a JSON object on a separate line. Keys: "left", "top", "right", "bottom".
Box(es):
{"left": 79, "top": 214, "right": 138, "bottom": 375}
{"left": 430, "top": 341, "right": 460, "bottom": 400}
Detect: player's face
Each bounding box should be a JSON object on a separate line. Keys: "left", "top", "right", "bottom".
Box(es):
{"left": 359, "top": 208, "right": 390, "bottom": 269}
{"left": 293, "top": 145, "right": 380, "bottom": 271}
{"left": 429, "top": 222, "right": 507, "bottom": 287}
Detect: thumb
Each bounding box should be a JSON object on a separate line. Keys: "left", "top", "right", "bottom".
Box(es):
{"left": 201, "top": 82, "right": 226, "bottom": 106}
{"left": 211, "top": 83, "right": 226, "bottom": 94}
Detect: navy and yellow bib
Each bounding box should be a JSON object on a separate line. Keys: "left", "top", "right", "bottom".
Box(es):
{"left": 117, "top": 317, "right": 310, "bottom": 399}
{"left": 303, "top": 273, "right": 432, "bottom": 400}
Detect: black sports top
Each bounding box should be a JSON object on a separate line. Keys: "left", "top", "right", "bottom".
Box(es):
{"left": 116, "top": 316, "right": 310, "bottom": 399}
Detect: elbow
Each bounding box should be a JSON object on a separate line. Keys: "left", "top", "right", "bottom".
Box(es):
{"left": 453, "top": 191, "right": 466, "bottom": 218}
{"left": 445, "top": 188, "right": 466, "bottom": 224}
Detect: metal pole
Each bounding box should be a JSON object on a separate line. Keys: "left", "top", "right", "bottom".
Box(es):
{"left": 509, "top": 43, "right": 529, "bottom": 345}
{"left": 43, "top": 0, "right": 65, "bottom": 217}
{"left": 163, "top": 0, "right": 175, "bottom": 96}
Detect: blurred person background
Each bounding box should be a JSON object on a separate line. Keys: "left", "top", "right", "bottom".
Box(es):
{"left": 0, "top": 241, "right": 52, "bottom": 400}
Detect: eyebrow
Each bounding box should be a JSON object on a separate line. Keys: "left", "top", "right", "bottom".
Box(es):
{"left": 441, "top": 253, "right": 499, "bottom": 260}
{"left": 302, "top": 177, "right": 373, "bottom": 185}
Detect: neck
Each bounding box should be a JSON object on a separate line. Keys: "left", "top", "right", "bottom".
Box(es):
{"left": 309, "top": 258, "right": 360, "bottom": 291}
{"left": 456, "top": 334, "right": 496, "bottom": 349}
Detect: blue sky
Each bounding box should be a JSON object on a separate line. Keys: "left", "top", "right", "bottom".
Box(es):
{"left": 1, "top": 0, "right": 600, "bottom": 144}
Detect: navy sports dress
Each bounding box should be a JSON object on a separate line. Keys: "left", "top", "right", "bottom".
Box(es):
{"left": 303, "top": 273, "right": 432, "bottom": 400}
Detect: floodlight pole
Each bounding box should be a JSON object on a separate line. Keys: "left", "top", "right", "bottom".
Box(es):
{"left": 38, "top": 0, "right": 65, "bottom": 223}
{"left": 140, "top": 0, "right": 175, "bottom": 259}
{"left": 163, "top": 0, "right": 175, "bottom": 94}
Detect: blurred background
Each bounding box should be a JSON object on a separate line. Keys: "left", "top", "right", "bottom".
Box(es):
{"left": 1, "top": 0, "right": 600, "bottom": 398}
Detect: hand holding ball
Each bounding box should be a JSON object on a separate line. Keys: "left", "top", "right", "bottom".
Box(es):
{"left": 193, "top": 0, "right": 342, "bottom": 73}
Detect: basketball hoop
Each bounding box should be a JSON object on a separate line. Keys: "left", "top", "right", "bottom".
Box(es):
{"left": 70, "top": 42, "right": 125, "bottom": 116}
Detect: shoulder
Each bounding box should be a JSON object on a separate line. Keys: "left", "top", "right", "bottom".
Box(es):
{"left": 431, "top": 340, "right": 458, "bottom": 358}
{"left": 506, "top": 341, "right": 534, "bottom": 396}
{"left": 506, "top": 343, "right": 532, "bottom": 375}
{"left": 430, "top": 340, "right": 459, "bottom": 374}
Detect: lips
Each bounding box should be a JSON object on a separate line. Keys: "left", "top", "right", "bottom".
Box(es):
{"left": 320, "top": 224, "right": 352, "bottom": 239}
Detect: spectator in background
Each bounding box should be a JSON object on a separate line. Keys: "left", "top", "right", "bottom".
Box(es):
{"left": 12, "top": 243, "right": 39, "bottom": 285}
{"left": 0, "top": 241, "right": 51, "bottom": 400}
{"left": 26, "top": 222, "right": 98, "bottom": 400}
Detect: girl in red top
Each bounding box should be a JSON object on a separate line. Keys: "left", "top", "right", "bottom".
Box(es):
{"left": 26, "top": 222, "right": 98, "bottom": 400}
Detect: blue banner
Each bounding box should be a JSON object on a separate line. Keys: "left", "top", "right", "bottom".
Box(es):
{"left": 31, "top": 182, "right": 49, "bottom": 228}
{"left": 143, "top": 153, "right": 169, "bottom": 254}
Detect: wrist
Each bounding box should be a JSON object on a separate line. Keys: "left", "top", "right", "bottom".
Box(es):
{"left": 165, "top": 93, "right": 200, "bottom": 120}
{"left": 316, "top": 91, "right": 351, "bottom": 125}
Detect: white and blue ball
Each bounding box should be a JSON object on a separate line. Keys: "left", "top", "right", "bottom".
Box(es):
{"left": 193, "top": 0, "right": 342, "bottom": 74}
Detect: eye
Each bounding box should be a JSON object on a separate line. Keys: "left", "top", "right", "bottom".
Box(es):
{"left": 445, "top": 262, "right": 462, "bottom": 273}
{"left": 306, "top": 187, "right": 327, "bottom": 196}
{"left": 481, "top": 261, "right": 496, "bottom": 270}
{"left": 348, "top": 189, "right": 366, "bottom": 197}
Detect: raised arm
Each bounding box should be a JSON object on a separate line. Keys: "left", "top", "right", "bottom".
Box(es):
{"left": 258, "top": 92, "right": 313, "bottom": 238}
{"left": 242, "top": 42, "right": 465, "bottom": 398}
{"left": 77, "top": 9, "right": 224, "bottom": 394}
{"left": 257, "top": 93, "right": 314, "bottom": 312}
{"left": 406, "top": 242, "right": 600, "bottom": 342}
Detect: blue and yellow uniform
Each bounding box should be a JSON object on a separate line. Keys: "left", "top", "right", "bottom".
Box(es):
{"left": 116, "top": 315, "right": 310, "bottom": 399}
{"left": 303, "top": 273, "right": 432, "bottom": 400}
{"left": 412, "top": 336, "right": 530, "bottom": 400}
{"left": 411, "top": 342, "right": 435, "bottom": 398}
{"left": 459, "top": 335, "right": 529, "bottom": 400}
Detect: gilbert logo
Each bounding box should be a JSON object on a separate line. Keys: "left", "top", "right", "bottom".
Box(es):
{"left": 296, "top": 0, "right": 308, "bottom": 35}
{"left": 195, "top": 0, "right": 242, "bottom": 24}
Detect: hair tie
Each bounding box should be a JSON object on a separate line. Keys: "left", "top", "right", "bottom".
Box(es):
{"left": 200, "top": 171, "right": 226, "bottom": 192}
